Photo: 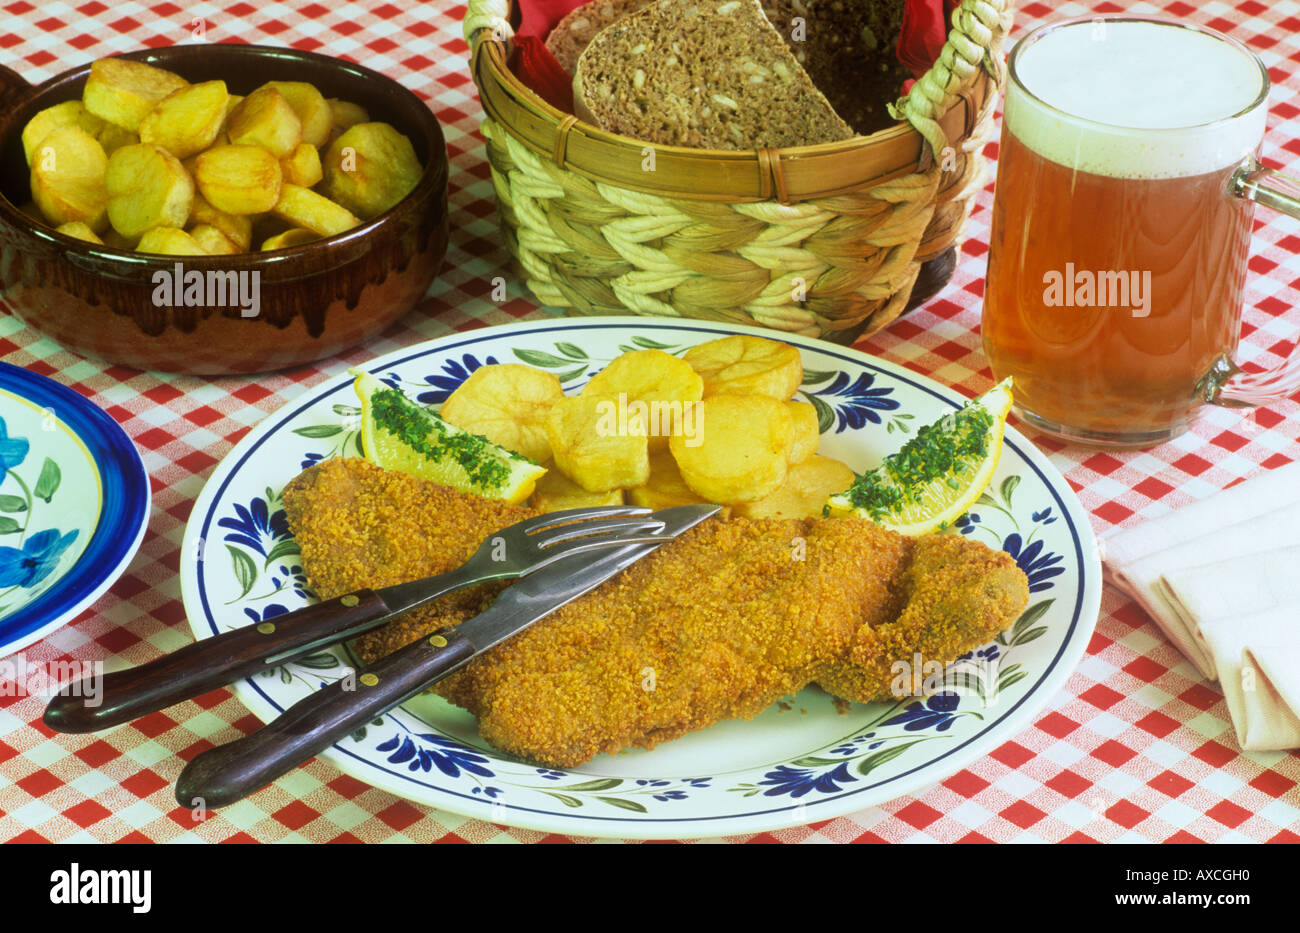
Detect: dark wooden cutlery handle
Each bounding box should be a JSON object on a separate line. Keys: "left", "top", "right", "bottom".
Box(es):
{"left": 174, "top": 628, "right": 476, "bottom": 809}
{"left": 42, "top": 590, "right": 390, "bottom": 733}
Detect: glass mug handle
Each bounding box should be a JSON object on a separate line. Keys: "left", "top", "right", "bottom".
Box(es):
{"left": 1202, "top": 162, "right": 1300, "bottom": 407}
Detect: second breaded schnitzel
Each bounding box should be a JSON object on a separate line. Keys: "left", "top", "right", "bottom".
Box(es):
{"left": 282, "top": 458, "right": 1030, "bottom": 767}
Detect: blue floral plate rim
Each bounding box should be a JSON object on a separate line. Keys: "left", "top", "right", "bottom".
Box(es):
{"left": 181, "top": 317, "right": 1102, "bottom": 838}
{"left": 0, "top": 362, "right": 149, "bottom": 659}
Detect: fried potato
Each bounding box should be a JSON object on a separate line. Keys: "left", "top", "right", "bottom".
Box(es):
{"left": 189, "top": 193, "right": 252, "bottom": 249}
{"left": 280, "top": 142, "right": 322, "bottom": 187}
{"left": 188, "top": 223, "right": 238, "bottom": 254}
{"left": 29, "top": 126, "right": 108, "bottom": 231}
{"left": 138, "top": 80, "right": 228, "bottom": 159}
{"left": 531, "top": 469, "right": 624, "bottom": 513}
{"left": 580, "top": 349, "right": 703, "bottom": 450}
{"left": 54, "top": 221, "right": 103, "bottom": 244}
{"left": 322, "top": 122, "right": 422, "bottom": 219}
{"left": 23, "top": 101, "right": 100, "bottom": 165}
{"left": 257, "top": 81, "right": 331, "bottom": 147}
{"left": 327, "top": 98, "right": 369, "bottom": 138}
{"left": 226, "top": 87, "right": 302, "bottom": 159}
{"left": 546, "top": 394, "right": 649, "bottom": 493}
{"left": 83, "top": 58, "right": 188, "bottom": 131}
{"left": 193, "top": 145, "right": 282, "bottom": 215}
{"left": 682, "top": 335, "right": 804, "bottom": 400}
{"left": 786, "top": 400, "right": 819, "bottom": 464}
{"left": 440, "top": 364, "right": 565, "bottom": 464}
{"left": 271, "top": 183, "right": 361, "bottom": 236}
{"left": 104, "top": 143, "right": 193, "bottom": 238}
{"left": 669, "top": 394, "right": 793, "bottom": 503}
{"left": 135, "top": 226, "right": 206, "bottom": 255}
{"left": 730, "top": 455, "right": 855, "bottom": 519}
{"left": 627, "top": 449, "right": 710, "bottom": 510}
{"left": 260, "top": 228, "right": 319, "bottom": 251}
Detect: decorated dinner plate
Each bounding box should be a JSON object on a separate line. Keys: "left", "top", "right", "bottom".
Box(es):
{"left": 180, "top": 317, "right": 1102, "bottom": 838}
{"left": 0, "top": 362, "right": 149, "bottom": 660}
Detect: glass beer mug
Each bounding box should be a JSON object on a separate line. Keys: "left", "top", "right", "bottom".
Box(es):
{"left": 983, "top": 15, "right": 1300, "bottom": 446}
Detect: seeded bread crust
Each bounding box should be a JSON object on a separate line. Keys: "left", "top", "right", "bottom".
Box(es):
{"left": 546, "top": 0, "right": 657, "bottom": 73}
{"left": 573, "top": 0, "right": 855, "bottom": 150}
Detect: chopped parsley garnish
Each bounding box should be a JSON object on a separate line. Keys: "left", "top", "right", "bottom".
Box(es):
{"left": 835, "top": 402, "right": 994, "bottom": 521}
{"left": 370, "top": 387, "right": 522, "bottom": 491}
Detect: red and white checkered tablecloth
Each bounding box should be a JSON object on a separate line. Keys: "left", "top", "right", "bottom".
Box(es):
{"left": 0, "top": 0, "right": 1297, "bottom": 844}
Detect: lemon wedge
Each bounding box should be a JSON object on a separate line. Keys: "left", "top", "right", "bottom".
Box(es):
{"left": 825, "top": 379, "right": 1014, "bottom": 536}
{"left": 352, "top": 369, "right": 546, "bottom": 505}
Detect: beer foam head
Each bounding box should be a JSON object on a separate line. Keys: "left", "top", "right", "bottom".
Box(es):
{"left": 1006, "top": 19, "right": 1267, "bottom": 179}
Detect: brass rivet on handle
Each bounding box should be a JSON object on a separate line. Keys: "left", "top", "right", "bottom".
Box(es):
{"left": 429, "top": 634, "right": 448, "bottom": 648}
{"left": 256, "top": 622, "right": 275, "bottom": 635}
{"left": 360, "top": 673, "right": 379, "bottom": 687}
{"left": 340, "top": 594, "right": 359, "bottom": 607}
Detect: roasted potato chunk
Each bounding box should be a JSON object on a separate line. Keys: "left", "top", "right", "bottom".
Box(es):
{"left": 188, "top": 224, "right": 239, "bottom": 254}
{"left": 323, "top": 122, "right": 422, "bottom": 219}
{"left": 135, "top": 226, "right": 206, "bottom": 255}
{"left": 29, "top": 126, "right": 108, "bottom": 231}
{"left": 271, "top": 183, "right": 361, "bottom": 236}
{"left": 440, "top": 364, "right": 565, "bottom": 464}
{"left": 731, "top": 455, "right": 855, "bottom": 519}
{"left": 193, "top": 145, "right": 282, "bottom": 215}
{"left": 55, "top": 221, "right": 104, "bottom": 244}
{"left": 786, "top": 400, "right": 820, "bottom": 464}
{"left": 531, "top": 469, "right": 624, "bottom": 513}
{"left": 104, "top": 143, "right": 193, "bottom": 238}
{"left": 189, "top": 193, "right": 252, "bottom": 249}
{"left": 83, "top": 58, "right": 188, "bottom": 131}
{"left": 226, "top": 87, "right": 301, "bottom": 159}
{"left": 257, "top": 81, "right": 331, "bottom": 147}
{"left": 580, "top": 349, "right": 703, "bottom": 449}
{"left": 138, "top": 80, "right": 228, "bottom": 159}
{"left": 669, "top": 394, "right": 793, "bottom": 503}
{"left": 327, "top": 98, "right": 369, "bottom": 138}
{"left": 280, "top": 142, "right": 322, "bottom": 187}
{"left": 22, "top": 101, "right": 104, "bottom": 165}
{"left": 546, "top": 394, "right": 649, "bottom": 493}
{"left": 260, "top": 228, "right": 319, "bottom": 250}
{"left": 627, "top": 449, "right": 710, "bottom": 510}
{"left": 682, "top": 335, "right": 804, "bottom": 400}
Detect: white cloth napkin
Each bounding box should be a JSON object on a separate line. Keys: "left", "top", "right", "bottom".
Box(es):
{"left": 1102, "top": 460, "right": 1300, "bottom": 750}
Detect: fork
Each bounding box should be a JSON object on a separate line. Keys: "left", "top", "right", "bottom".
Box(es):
{"left": 44, "top": 505, "right": 672, "bottom": 734}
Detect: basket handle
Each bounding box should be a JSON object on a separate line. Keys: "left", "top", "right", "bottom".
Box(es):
{"left": 891, "top": 0, "right": 1015, "bottom": 162}
{"left": 465, "top": 0, "right": 515, "bottom": 52}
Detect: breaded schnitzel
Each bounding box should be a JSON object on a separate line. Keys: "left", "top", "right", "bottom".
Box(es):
{"left": 282, "top": 458, "right": 1029, "bottom": 767}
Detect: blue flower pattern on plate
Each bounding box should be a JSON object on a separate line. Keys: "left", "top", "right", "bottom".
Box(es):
{"left": 807, "top": 371, "right": 900, "bottom": 431}
{"left": 0, "top": 528, "right": 79, "bottom": 588}
{"left": 414, "top": 353, "right": 500, "bottom": 406}
{"left": 1002, "top": 533, "right": 1065, "bottom": 593}
{"left": 218, "top": 497, "right": 291, "bottom": 557}
{"left": 882, "top": 692, "right": 962, "bottom": 732}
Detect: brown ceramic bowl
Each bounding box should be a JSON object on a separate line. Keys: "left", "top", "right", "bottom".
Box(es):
{"left": 0, "top": 45, "right": 449, "bottom": 374}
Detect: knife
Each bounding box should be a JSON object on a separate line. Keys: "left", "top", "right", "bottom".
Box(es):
{"left": 173, "top": 502, "right": 721, "bottom": 809}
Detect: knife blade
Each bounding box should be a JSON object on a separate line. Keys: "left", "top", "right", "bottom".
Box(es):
{"left": 173, "top": 503, "right": 721, "bottom": 809}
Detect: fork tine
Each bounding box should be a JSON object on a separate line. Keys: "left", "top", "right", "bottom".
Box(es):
{"left": 515, "top": 505, "right": 652, "bottom": 536}
{"left": 532, "top": 517, "right": 667, "bottom": 550}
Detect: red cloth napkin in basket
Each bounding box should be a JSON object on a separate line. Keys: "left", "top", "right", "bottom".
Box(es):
{"left": 509, "top": 0, "right": 961, "bottom": 115}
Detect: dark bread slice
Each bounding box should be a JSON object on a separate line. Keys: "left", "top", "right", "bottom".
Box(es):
{"left": 573, "top": 0, "right": 855, "bottom": 150}
{"left": 546, "top": 0, "right": 657, "bottom": 73}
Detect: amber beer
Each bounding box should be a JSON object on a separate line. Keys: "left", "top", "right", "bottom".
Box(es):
{"left": 983, "top": 18, "right": 1270, "bottom": 444}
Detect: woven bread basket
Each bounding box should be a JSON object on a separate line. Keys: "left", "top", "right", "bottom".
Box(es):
{"left": 463, "top": 0, "right": 1014, "bottom": 343}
